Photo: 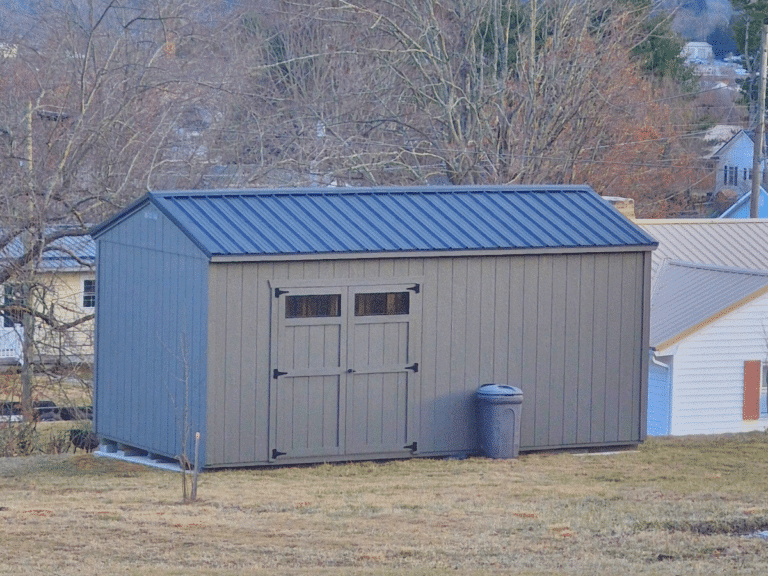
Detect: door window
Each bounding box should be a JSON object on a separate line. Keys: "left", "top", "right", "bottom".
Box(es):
{"left": 354, "top": 291, "right": 409, "bottom": 316}
{"left": 285, "top": 294, "right": 341, "bottom": 318}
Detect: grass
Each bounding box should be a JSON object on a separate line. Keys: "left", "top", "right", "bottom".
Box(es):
{"left": 1, "top": 433, "right": 768, "bottom": 575}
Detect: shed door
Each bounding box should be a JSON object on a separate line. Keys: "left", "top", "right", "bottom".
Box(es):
{"left": 346, "top": 285, "right": 419, "bottom": 455}
{"left": 272, "top": 288, "right": 346, "bottom": 459}
{"left": 271, "top": 283, "right": 419, "bottom": 461}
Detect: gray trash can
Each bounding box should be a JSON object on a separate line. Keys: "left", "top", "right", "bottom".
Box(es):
{"left": 477, "top": 384, "right": 523, "bottom": 459}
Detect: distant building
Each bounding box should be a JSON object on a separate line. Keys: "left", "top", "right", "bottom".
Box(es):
{"left": 681, "top": 42, "right": 714, "bottom": 63}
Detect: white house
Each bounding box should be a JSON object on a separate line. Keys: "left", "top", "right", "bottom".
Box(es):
{"left": 648, "top": 261, "right": 768, "bottom": 435}
{"left": 638, "top": 219, "right": 768, "bottom": 435}
{"left": 704, "top": 129, "right": 768, "bottom": 217}
{"left": 682, "top": 42, "right": 714, "bottom": 63}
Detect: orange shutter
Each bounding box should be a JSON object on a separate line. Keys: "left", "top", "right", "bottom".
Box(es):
{"left": 744, "top": 360, "right": 761, "bottom": 421}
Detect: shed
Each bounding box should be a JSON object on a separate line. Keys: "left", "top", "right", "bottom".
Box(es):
{"left": 91, "top": 186, "right": 657, "bottom": 468}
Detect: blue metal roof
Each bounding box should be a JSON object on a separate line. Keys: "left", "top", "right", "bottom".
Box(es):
{"left": 97, "top": 186, "right": 657, "bottom": 257}
{"left": 1, "top": 230, "right": 95, "bottom": 271}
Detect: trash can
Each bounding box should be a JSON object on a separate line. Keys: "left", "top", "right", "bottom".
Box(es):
{"left": 477, "top": 384, "right": 523, "bottom": 459}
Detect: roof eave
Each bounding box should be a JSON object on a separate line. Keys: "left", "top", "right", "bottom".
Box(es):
{"left": 209, "top": 243, "right": 657, "bottom": 263}
{"left": 89, "top": 194, "right": 152, "bottom": 238}
{"left": 653, "top": 282, "right": 768, "bottom": 354}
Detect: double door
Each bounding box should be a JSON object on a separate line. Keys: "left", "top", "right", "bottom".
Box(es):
{"left": 269, "top": 282, "right": 420, "bottom": 461}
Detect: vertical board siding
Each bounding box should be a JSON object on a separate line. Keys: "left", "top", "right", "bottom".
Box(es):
{"left": 548, "top": 256, "right": 567, "bottom": 446}
{"left": 95, "top": 204, "right": 208, "bottom": 462}
{"left": 668, "top": 293, "right": 768, "bottom": 435}
{"left": 562, "top": 256, "right": 582, "bottom": 445}
{"left": 576, "top": 254, "right": 595, "bottom": 443}
{"left": 205, "top": 250, "right": 649, "bottom": 465}
{"left": 590, "top": 255, "right": 610, "bottom": 444}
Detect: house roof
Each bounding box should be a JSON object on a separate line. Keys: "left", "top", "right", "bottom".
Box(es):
{"left": 92, "top": 186, "right": 657, "bottom": 259}
{"left": 717, "top": 187, "right": 768, "bottom": 218}
{"left": 709, "top": 129, "right": 750, "bottom": 159}
{"left": 0, "top": 231, "right": 95, "bottom": 272}
{"left": 636, "top": 218, "right": 768, "bottom": 281}
{"left": 702, "top": 125, "right": 743, "bottom": 158}
{"left": 650, "top": 260, "right": 768, "bottom": 351}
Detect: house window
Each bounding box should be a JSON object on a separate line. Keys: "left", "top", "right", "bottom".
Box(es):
{"left": 82, "top": 279, "right": 96, "bottom": 308}
{"left": 285, "top": 294, "right": 341, "bottom": 318}
{"left": 724, "top": 166, "right": 738, "bottom": 186}
{"left": 3, "top": 284, "right": 23, "bottom": 327}
{"left": 354, "top": 292, "right": 410, "bottom": 316}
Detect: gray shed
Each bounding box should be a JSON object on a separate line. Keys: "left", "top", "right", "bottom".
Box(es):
{"left": 91, "top": 185, "right": 657, "bottom": 468}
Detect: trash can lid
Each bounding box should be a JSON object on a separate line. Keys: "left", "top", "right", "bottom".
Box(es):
{"left": 477, "top": 383, "right": 523, "bottom": 397}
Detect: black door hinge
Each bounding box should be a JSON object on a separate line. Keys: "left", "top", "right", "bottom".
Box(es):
{"left": 405, "top": 362, "right": 419, "bottom": 373}
{"left": 408, "top": 283, "right": 420, "bottom": 294}
{"left": 274, "top": 287, "right": 289, "bottom": 298}
{"left": 272, "top": 448, "right": 287, "bottom": 459}
{"left": 273, "top": 368, "right": 288, "bottom": 379}
{"left": 404, "top": 441, "right": 418, "bottom": 453}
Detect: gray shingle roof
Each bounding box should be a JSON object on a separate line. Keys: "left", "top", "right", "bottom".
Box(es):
{"left": 650, "top": 260, "right": 768, "bottom": 349}
{"left": 94, "top": 186, "right": 657, "bottom": 258}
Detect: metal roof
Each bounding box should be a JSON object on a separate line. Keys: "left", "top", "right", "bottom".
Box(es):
{"left": 0, "top": 231, "right": 95, "bottom": 271}
{"left": 718, "top": 187, "right": 768, "bottom": 218}
{"left": 650, "top": 260, "right": 768, "bottom": 350}
{"left": 98, "top": 186, "right": 656, "bottom": 258}
{"left": 636, "top": 219, "right": 768, "bottom": 282}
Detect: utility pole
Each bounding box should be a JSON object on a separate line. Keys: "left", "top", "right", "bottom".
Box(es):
{"left": 750, "top": 19, "right": 768, "bottom": 218}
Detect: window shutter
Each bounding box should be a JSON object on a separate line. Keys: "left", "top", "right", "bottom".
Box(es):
{"left": 744, "top": 360, "right": 761, "bottom": 420}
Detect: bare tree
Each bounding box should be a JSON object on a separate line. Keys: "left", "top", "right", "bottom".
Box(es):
{"left": 219, "top": 0, "right": 703, "bottom": 215}
{"left": 0, "top": 0, "right": 232, "bottom": 414}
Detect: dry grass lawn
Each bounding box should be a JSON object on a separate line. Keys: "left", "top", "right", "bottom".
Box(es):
{"left": 1, "top": 433, "right": 768, "bottom": 575}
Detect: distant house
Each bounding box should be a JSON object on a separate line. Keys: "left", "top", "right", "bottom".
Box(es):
{"left": 637, "top": 219, "right": 768, "bottom": 435}
{"left": 91, "top": 186, "right": 657, "bottom": 468}
{"left": 706, "top": 129, "right": 768, "bottom": 217}
{"left": 710, "top": 130, "right": 760, "bottom": 196}
{"left": 718, "top": 188, "right": 768, "bottom": 218}
{"left": 682, "top": 42, "right": 714, "bottom": 63}
{"left": 0, "top": 231, "right": 95, "bottom": 364}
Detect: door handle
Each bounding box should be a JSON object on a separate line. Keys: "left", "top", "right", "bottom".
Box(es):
{"left": 347, "top": 368, "right": 355, "bottom": 373}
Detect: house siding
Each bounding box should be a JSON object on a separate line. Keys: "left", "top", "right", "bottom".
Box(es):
{"left": 94, "top": 204, "right": 209, "bottom": 462}
{"left": 205, "top": 250, "right": 649, "bottom": 467}
{"left": 667, "top": 292, "right": 768, "bottom": 435}
{"left": 647, "top": 354, "right": 672, "bottom": 435}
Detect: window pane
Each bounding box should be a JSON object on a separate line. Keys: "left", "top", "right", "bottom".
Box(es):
{"left": 285, "top": 294, "right": 341, "bottom": 318}
{"left": 83, "top": 279, "right": 96, "bottom": 308}
{"left": 355, "top": 292, "right": 409, "bottom": 316}
{"left": 3, "top": 284, "right": 22, "bottom": 327}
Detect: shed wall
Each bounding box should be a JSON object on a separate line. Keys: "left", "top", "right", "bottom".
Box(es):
{"left": 667, "top": 293, "right": 768, "bottom": 435}
{"left": 94, "top": 203, "right": 209, "bottom": 461}
{"left": 206, "top": 250, "right": 649, "bottom": 466}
